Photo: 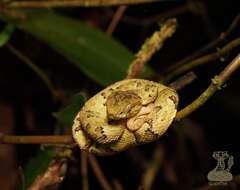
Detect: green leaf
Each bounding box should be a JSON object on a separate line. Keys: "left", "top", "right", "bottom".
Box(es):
{"left": 14, "top": 10, "right": 141, "bottom": 86}
{"left": 2, "top": 10, "right": 154, "bottom": 85}
{"left": 0, "top": 24, "right": 14, "bottom": 47}
{"left": 20, "top": 151, "right": 52, "bottom": 190}
{"left": 53, "top": 93, "right": 85, "bottom": 126}
{"left": 0, "top": 10, "right": 154, "bottom": 85}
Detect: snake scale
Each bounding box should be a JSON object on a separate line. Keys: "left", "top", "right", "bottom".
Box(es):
{"left": 72, "top": 79, "right": 178, "bottom": 156}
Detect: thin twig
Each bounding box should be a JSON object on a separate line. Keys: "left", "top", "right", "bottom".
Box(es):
{"left": 163, "top": 37, "right": 240, "bottom": 83}
{"left": 139, "top": 145, "right": 164, "bottom": 190}
{"left": 127, "top": 18, "right": 177, "bottom": 79}
{"left": 175, "top": 54, "right": 240, "bottom": 121}
{"left": 81, "top": 152, "right": 89, "bottom": 190}
{"left": 0, "top": 135, "right": 74, "bottom": 144}
{"left": 106, "top": 6, "right": 127, "bottom": 36}
{"left": 112, "top": 178, "right": 124, "bottom": 190}
{"left": 6, "top": 43, "right": 58, "bottom": 100}
{"left": 164, "top": 14, "right": 240, "bottom": 75}
{"left": 169, "top": 71, "right": 197, "bottom": 91}
{"left": 88, "top": 154, "right": 113, "bottom": 190}
{"left": 121, "top": 4, "right": 188, "bottom": 27}
{"left": 7, "top": 0, "right": 159, "bottom": 8}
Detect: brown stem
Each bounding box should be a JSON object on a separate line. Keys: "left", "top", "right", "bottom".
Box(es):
{"left": 112, "top": 179, "right": 124, "bottom": 190}
{"left": 169, "top": 71, "right": 197, "bottom": 91}
{"left": 175, "top": 54, "right": 240, "bottom": 121}
{"left": 126, "top": 18, "right": 177, "bottom": 79}
{"left": 164, "top": 37, "right": 240, "bottom": 83}
{"left": 218, "top": 54, "right": 240, "bottom": 81}
{"left": 164, "top": 14, "right": 240, "bottom": 75}
{"left": 81, "top": 152, "right": 89, "bottom": 190}
{"left": 106, "top": 5, "right": 127, "bottom": 35}
{"left": 139, "top": 145, "right": 164, "bottom": 190}
{"left": 7, "top": 0, "right": 159, "bottom": 8}
{"left": 28, "top": 159, "right": 66, "bottom": 190}
{"left": 0, "top": 135, "right": 74, "bottom": 144}
{"left": 88, "top": 154, "right": 113, "bottom": 190}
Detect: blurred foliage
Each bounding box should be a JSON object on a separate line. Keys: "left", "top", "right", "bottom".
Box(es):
{"left": 53, "top": 93, "right": 86, "bottom": 126}
{"left": 0, "top": 24, "right": 14, "bottom": 47}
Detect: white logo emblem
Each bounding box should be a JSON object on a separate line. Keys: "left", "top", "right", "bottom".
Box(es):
{"left": 207, "top": 151, "right": 233, "bottom": 185}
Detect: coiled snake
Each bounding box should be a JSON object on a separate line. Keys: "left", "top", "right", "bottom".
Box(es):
{"left": 72, "top": 79, "right": 178, "bottom": 156}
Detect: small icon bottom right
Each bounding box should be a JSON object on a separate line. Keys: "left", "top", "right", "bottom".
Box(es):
{"left": 207, "top": 151, "right": 233, "bottom": 185}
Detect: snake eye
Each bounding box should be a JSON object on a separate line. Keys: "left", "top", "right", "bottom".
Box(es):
{"left": 106, "top": 90, "right": 142, "bottom": 120}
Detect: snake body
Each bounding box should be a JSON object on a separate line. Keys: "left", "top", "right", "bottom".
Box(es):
{"left": 72, "top": 79, "right": 178, "bottom": 156}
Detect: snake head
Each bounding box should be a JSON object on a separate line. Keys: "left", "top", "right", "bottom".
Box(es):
{"left": 106, "top": 90, "right": 142, "bottom": 120}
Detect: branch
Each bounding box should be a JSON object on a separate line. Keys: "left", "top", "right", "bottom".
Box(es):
{"left": 0, "top": 135, "right": 74, "bottom": 144}
{"left": 126, "top": 18, "right": 177, "bottom": 79}
{"left": 81, "top": 152, "right": 89, "bottom": 190}
{"left": 106, "top": 5, "right": 127, "bottom": 36}
{"left": 163, "top": 37, "right": 240, "bottom": 83}
{"left": 28, "top": 159, "right": 67, "bottom": 190}
{"left": 88, "top": 154, "right": 113, "bottom": 190}
{"left": 169, "top": 71, "right": 197, "bottom": 91}
{"left": 6, "top": 43, "right": 58, "bottom": 100}
{"left": 7, "top": 0, "right": 159, "bottom": 8}
{"left": 139, "top": 145, "right": 164, "bottom": 190}
{"left": 164, "top": 14, "right": 240, "bottom": 75}
{"left": 175, "top": 54, "right": 240, "bottom": 121}
{"left": 112, "top": 179, "right": 124, "bottom": 190}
